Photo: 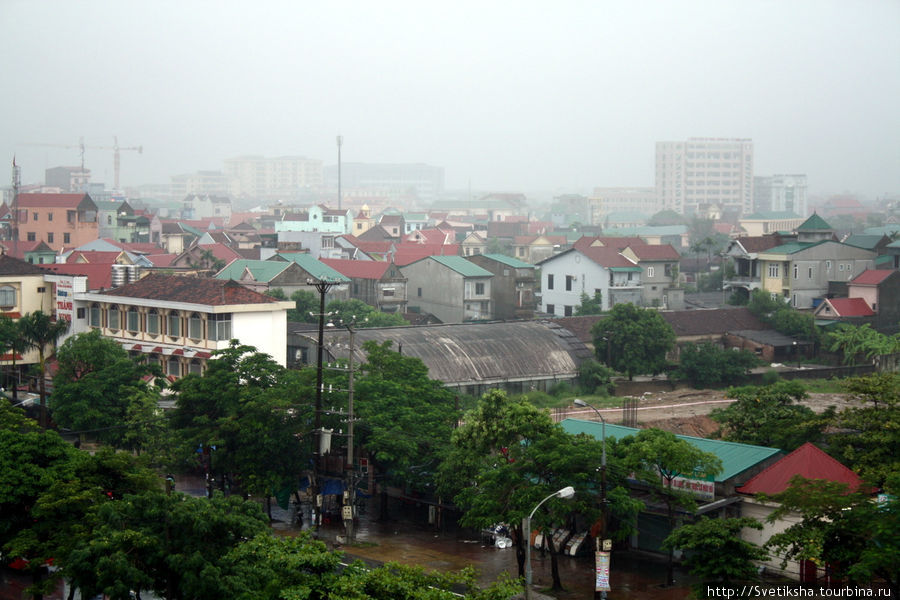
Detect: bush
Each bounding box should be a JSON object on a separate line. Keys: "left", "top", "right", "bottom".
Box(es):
{"left": 549, "top": 381, "right": 575, "bottom": 397}
{"left": 761, "top": 369, "right": 781, "bottom": 385}
{"left": 577, "top": 359, "right": 614, "bottom": 395}
{"left": 672, "top": 343, "right": 759, "bottom": 388}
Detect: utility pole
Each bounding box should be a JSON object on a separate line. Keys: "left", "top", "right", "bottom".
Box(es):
{"left": 308, "top": 277, "right": 337, "bottom": 533}
{"left": 342, "top": 323, "right": 357, "bottom": 542}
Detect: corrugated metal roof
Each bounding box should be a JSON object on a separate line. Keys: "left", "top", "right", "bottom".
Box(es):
{"left": 215, "top": 260, "right": 289, "bottom": 283}
{"left": 797, "top": 213, "right": 833, "bottom": 231}
{"left": 480, "top": 253, "right": 535, "bottom": 268}
{"left": 317, "top": 320, "right": 587, "bottom": 385}
{"left": 276, "top": 253, "right": 350, "bottom": 282}
{"left": 561, "top": 419, "right": 782, "bottom": 482}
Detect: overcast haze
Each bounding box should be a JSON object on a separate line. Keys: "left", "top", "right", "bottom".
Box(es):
{"left": 2, "top": 1, "right": 898, "bottom": 198}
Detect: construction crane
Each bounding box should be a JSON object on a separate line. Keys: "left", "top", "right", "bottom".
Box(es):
{"left": 21, "top": 136, "right": 143, "bottom": 189}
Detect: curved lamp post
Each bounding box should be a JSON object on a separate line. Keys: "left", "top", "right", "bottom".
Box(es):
{"left": 524, "top": 485, "right": 575, "bottom": 600}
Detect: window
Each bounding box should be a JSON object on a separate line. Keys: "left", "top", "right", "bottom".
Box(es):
{"left": 32, "top": 212, "right": 38, "bottom": 221}
{"left": 767, "top": 264, "right": 780, "bottom": 278}
{"left": 26, "top": 232, "right": 35, "bottom": 242}
{"left": 189, "top": 359, "right": 203, "bottom": 375}
{"left": 546, "top": 304, "right": 555, "bottom": 314}
{"left": 147, "top": 310, "right": 160, "bottom": 334}
{"left": 826, "top": 260, "right": 832, "bottom": 270}
{"left": 382, "top": 288, "right": 395, "bottom": 297}
{"left": 564, "top": 305, "right": 573, "bottom": 316}
{"left": 63, "top": 233, "right": 70, "bottom": 244}
{"left": 166, "top": 357, "right": 181, "bottom": 377}
{"left": 47, "top": 233, "right": 54, "bottom": 244}
{"left": 67, "top": 210, "right": 76, "bottom": 223}
{"left": 107, "top": 215, "right": 113, "bottom": 225}
{"left": 76, "top": 307, "right": 85, "bottom": 319}
{"left": 210, "top": 313, "right": 232, "bottom": 341}
{"left": 167, "top": 312, "right": 180, "bottom": 337}
{"left": 108, "top": 306, "right": 120, "bottom": 330}
{"left": 647, "top": 266, "right": 655, "bottom": 278}
{"left": 0, "top": 286, "right": 15, "bottom": 308}
{"left": 518, "top": 247, "right": 525, "bottom": 257}
{"left": 793, "top": 265, "right": 798, "bottom": 279}
{"left": 322, "top": 236, "right": 334, "bottom": 249}
{"left": 188, "top": 313, "right": 203, "bottom": 339}
{"left": 89, "top": 304, "right": 101, "bottom": 327}
{"left": 126, "top": 308, "right": 139, "bottom": 332}
{"left": 839, "top": 264, "right": 844, "bottom": 272}
{"left": 475, "top": 282, "right": 485, "bottom": 295}
{"left": 808, "top": 267, "right": 813, "bottom": 279}
{"left": 547, "top": 274, "right": 554, "bottom": 289}
{"left": 417, "top": 287, "right": 422, "bottom": 297}
{"left": 565, "top": 275, "right": 574, "bottom": 291}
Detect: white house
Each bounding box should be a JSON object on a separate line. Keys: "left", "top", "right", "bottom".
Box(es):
{"left": 537, "top": 246, "right": 642, "bottom": 315}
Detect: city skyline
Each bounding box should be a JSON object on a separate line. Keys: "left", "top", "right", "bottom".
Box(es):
{"left": 1, "top": 1, "right": 898, "bottom": 199}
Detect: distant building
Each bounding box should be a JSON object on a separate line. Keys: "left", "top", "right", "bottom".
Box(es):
{"left": 591, "top": 187, "right": 658, "bottom": 224}
{"left": 13, "top": 192, "right": 99, "bottom": 248}
{"left": 324, "top": 162, "right": 444, "bottom": 202}
{"left": 656, "top": 137, "right": 754, "bottom": 217}
{"left": 170, "top": 171, "right": 230, "bottom": 198}
{"left": 224, "top": 155, "right": 324, "bottom": 199}
{"left": 401, "top": 255, "right": 493, "bottom": 323}
{"left": 754, "top": 175, "right": 808, "bottom": 215}
{"left": 45, "top": 166, "right": 91, "bottom": 192}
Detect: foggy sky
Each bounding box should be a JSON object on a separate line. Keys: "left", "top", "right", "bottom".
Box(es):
{"left": 2, "top": 0, "right": 898, "bottom": 199}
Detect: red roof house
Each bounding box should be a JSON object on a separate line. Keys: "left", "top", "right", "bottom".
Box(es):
{"left": 736, "top": 442, "right": 864, "bottom": 495}
{"left": 813, "top": 297, "right": 875, "bottom": 319}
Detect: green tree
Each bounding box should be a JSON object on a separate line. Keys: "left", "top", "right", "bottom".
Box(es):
{"left": 648, "top": 209, "right": 686, "bottom": 226}
{"left": 827, "top": 323, "right": 900, "bottom": 365}
{"left": 826, "top": 373, "right": 900, "bottom": 485}
{"left": 574, "top": 291, "right": 603, "bottom": 316}
{"left": 169, "top": 342, "right": 310, "bottom": 504}
{"left": 354, "top": 341, "right": 457, "bottom": 509}
{"left": 663, "top": 517, "right": 767, "bottom": 594}
{"left": 710, "top": 381, "right": 827, "bottom": 451}
{"left": 0, "top": 402, "right": 79, "bottom": 599}
{"left": 618, "top": 428, "right": 723, "bottom": 586}
{"left": 672, "top": 342, "right": 758, "bottom": 388}
{"left": 51, "top": 330, "right": 165, "bottom": 452}
{"left": 576, "top": 359, "right": 614, "bottom": 395}
{"left": 764, "top": 476, "right": 900, "bottom": 594}
{"left": 326, "top": 298, "right": 409, "bottom": 327}
{"left": 0, "top": 314, "right": 28, "bottom": 402}
{"left": 286, "top": 289, "right": 319, "bottom": 323}
{"left": 591, "top": 303, "right": 675, "bottom": 380}
{"left": 19, "top": 311, "right": 70, "bottom": 428}
{"left": 65, "top": 491, "right": 270, "bottom": 600}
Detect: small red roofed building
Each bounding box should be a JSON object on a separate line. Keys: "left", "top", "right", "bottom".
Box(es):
{"left": 13, "top": 193, "right": 100, "bottom": 248}
{"left": 737, "top": 443, "right": 865, "bottom": 582}
{"left": 813, "top": 297, "right": 875, "bottom": 320}
{"left": 847, "top": 269, "right": 900, "bottom": 329}
{"left": 320, "top": 258, "right": 407, "bottom": 313}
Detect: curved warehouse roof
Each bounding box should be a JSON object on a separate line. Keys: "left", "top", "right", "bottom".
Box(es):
{"left": 306, "top": 320, "right": 591, "bottom": 387}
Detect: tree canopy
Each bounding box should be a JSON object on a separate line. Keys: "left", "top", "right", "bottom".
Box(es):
{"left": 671, "top": 342, "right": 758, "bottom": 388}
{"left": 591, "top": 303, "right": 675, "bottom": 379}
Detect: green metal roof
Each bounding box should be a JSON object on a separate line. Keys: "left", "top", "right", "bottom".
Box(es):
{"left": 275, "top": 253, "right": 350, "bottom": 283}
{"left": 609, "top": 266, "right": 642, "bottom": 272}
{"left": 561, "top": 419, "right": 782, "bottom": 482}
{"left": 875, "top": 254, "right": 893, "bottom": 266}
{"left": 216, "top": 260, "right": 289, "bottom": 283}
{"left": 797, "top": 213, "right": 833, "bottom": 231}
{"left": 481, "top": 253, "right": 535, "bottom": 268}
{"left": 759, "top": 241, "right": 817, "bottom": 255}
{"left": 429, "top": 255, "right": 493, "bottom": 277}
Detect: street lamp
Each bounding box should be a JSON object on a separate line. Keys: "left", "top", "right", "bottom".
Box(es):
{"left": 574, "top": 398, "right": 610, "bottom": 599}
{"left": 524, "top": 486, "right": 575, "bottom": 600}
{"left": 792, "top": 340, "right": 799, "bottom": 369}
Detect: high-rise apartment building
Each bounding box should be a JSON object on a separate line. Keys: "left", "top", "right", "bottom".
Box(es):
{"left": 224, "top": 155, "right": 324, "bottom": 199}
{"left": 591, "top": 187, "right": 659, "bottom": 224}
{"left": 753, "top": 174, "right": 808, "bottom": 216}
{"left": 656, "top": 138, "right": 754, "bottom": 217}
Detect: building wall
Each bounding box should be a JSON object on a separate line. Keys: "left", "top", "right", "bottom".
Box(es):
{"left": 591, "top": 187, "right": 658, "bottom": 224}
{"left": 540, "top": 252, "right": 610, "bottom": 315}
{"left": 233, "top": 310, "right": 287, "bottom": 366}
{"left": 401, "top": 260, "right": 491, "bottom": 323}
{"left": 0, "top": 273, "right": 56, "bottom": 366}
{"left": 754, "top": 175, "right": 808, "bottom": 216}
{"left": 656, "top": 138, "right": 754, "bottom": 216}
{"left": 17, "top": 205, "right": 99, "bottom": 248}
{"left": 224, "top": 156, "right": 324, "bottom": 199}
{"left": 468, "top": 256, "right": 536, "bottom": 320}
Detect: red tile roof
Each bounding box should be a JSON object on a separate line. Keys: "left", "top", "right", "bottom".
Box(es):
{"left": 41, "top": 263, "right": 113, "bottom": 290}
{"left": 573, "top": 236, "right": 646, "bottom": 252}
{"left": 99, "top": 274, "right": 279, "bottom": 305}
{"left": 626, "top": 244, "right": 680, "bottom": 260}
{"left": 580, "top": 246, "right": 638, "bottom": 268}
{"left": 737, "top": 443, "right": 863, "bottom": 495}
{"left": 821, "top": 297, "right": 875, "bottom": 317}
{"left": 66, "top": 251, "right": 123, "bottom": 264}
{"left": 850, "top": 269, "right": 896, "bottom": 286}
{"left": 392, "top": 244, "right": 460, "bottom": 266}
{"left": 320, "top": 258, "right": 390, "bottom": 279}
{"left": 145, "top": 254, "right": 178, "bottom": 267}
{"left": 732, "top": 235, "right": 784, "bottom": 253}
{"left": 404, "top": 228, "right": 453, "bottom": 245}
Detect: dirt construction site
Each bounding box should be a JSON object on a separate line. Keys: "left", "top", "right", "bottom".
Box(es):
{"left": 560, "top": 387, "right": 857, "bottom": 438}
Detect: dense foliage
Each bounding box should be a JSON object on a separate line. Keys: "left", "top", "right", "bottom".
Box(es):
{"left": 591, "top": 303, "right": 675, "bottom": 379}
{"left": 671, "top": 342, "right": 758, "bottom": 387}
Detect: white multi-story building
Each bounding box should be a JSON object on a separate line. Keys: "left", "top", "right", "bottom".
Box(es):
{"left": 224, "top": 155, "right": 324, "bottom": 199}
{"left": 754, "top": 174, "right": 808, "bottom": 216}
{"left": 170, "top": 171, "right": 231, "bottom": 198}
{"left": 324, "top": 163, "right": 444, "bottom": 202}
{"left": 656, "top": 138, "right": 754, "bottom": 217}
